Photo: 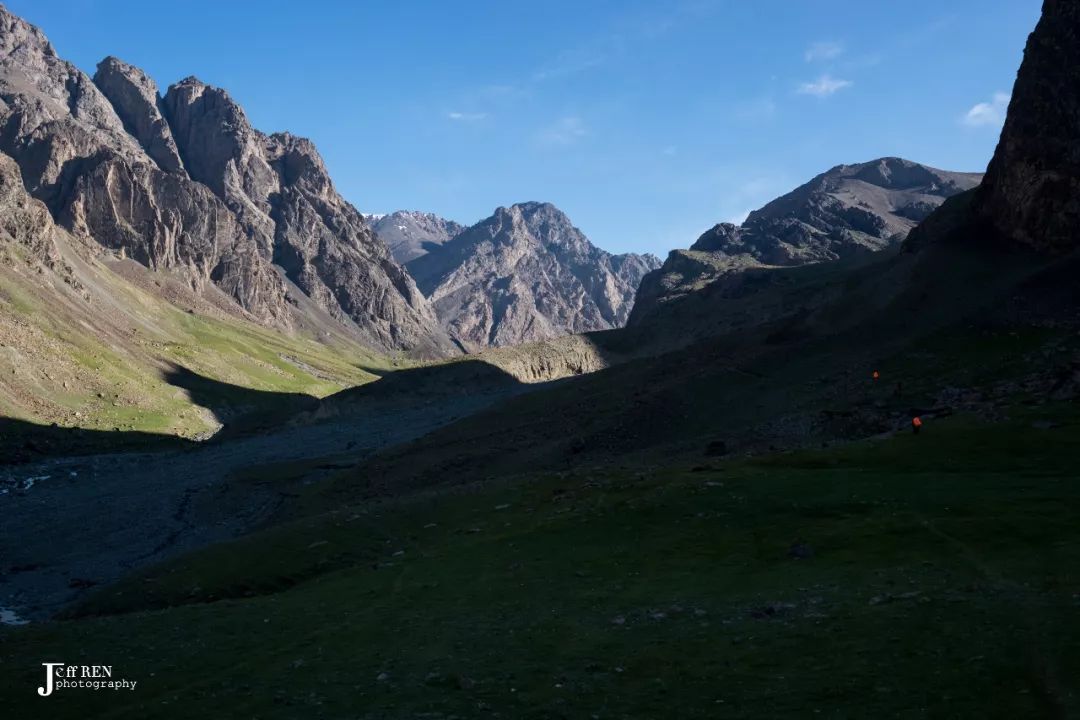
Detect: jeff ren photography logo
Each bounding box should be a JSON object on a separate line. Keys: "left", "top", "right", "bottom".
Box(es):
{"left": 38, "top": 663, "right": 138, "bottom": 697}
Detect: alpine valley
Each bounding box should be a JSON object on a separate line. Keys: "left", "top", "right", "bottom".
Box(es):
{"left": 2, "top": 2, "right": 1079, "bottom": 719}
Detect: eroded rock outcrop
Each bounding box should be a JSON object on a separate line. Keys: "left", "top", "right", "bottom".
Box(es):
{"left": 0, "top": 150, "right": 57, "bottom": 264}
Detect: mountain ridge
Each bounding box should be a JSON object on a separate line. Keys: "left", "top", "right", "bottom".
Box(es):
{"left": 0, "top": 5, "right": 454, "bottom": 358}
{"left": 405, "top": 201, "right": 661, "bottom": 351}
{"left": 632, "top": 157, "right": 982, "bottom": 323}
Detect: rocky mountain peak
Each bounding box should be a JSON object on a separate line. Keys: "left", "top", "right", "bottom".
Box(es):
{"left": 162, "top": 77, "right": 268, "bottom": 202}
{"left": 711, "top": 157, "right": 981, "bottom": 265}
{"left": 501, "top": 201, "right": 594, "bottom": 254}
{"left": 689, "top": 223, "right": 741, "bottom": 253}
{"left": 93, "top": 56, "right": 184, "bottom": 173}
{"left": 406, "top": 202, "right": 661, "bottom": 350}
{"left": 842, "top": 157, "right": 963, "bottom": 193}
{"left": 632, "top": 157, "right": 981, "bottom": 323}
{"left": 0, "top": 4, "right": 56, "bottom": 61}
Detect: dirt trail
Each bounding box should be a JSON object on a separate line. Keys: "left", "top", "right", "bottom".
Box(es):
{"left": 0, "top": 386, "right": 519, "bottom": 622}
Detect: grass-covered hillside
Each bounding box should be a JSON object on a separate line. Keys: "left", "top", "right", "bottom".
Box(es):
{"left": 0, "top": 232, "right": 389, "bottom": 459}
{"left": 3, "top": 400, "right": 1077, "bottom": 718}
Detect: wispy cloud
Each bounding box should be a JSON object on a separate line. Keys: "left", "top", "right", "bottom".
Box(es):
{"left": 537, "top": 116, "right": 587, "bottom": 146}
{"left": 797, "top": 74, "right": 853, "bottom": 98}
{"left": 961, "top": 92, "right": 1010, "bottom": 127}
{"left": 447, "top": 111, "right": 488, "bottom": 122}
{"left": 805, "top": 41, "right": 844, "bottom": 63}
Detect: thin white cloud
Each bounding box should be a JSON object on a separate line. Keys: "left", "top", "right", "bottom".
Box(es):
{"left": 961, "top": 92, "right": 1010, "bottom": 128}
{"left": 662, "top": 145, "right": 678, "bottom": 156}
{"left": 797, "top": 74, "right": 853, "bottom": 98}
{"left": 805, "top": 41, "right": 844, "bottom": 63}
{"left": 447, "top": 111, "right": 488, "bottom": 122}
{"left": 537, "top": 116, "right": 587, "bottom": 146}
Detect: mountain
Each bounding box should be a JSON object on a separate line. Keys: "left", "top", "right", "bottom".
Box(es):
{"left": 366, "top": 211, "right": 466, "bottom": 264}
{"left": 907, "top": 0, "right": 1079, "bottom": 256}
{"left": 632, "top": 158, "right": 982, "bottom": 322}
{"left": 405, "top": 202, "right": 661, "bottom": 351}
{"left": 0, "top": 7, "right": 454, "bottom": 358}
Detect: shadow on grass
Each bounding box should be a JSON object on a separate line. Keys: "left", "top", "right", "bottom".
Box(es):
{"left": 0, "top": 417, "right": 192, "bottom": 466}
{"left": 0, "top": 365, "right": 320, "bottom": 466}
{"left": 162, "top": 364, "right": 320, "bottom": 440}
{"left": 1, "top": 358, "right": 543, "bottom": 466}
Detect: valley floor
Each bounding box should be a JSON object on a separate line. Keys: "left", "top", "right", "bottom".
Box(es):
{"left": 0, "top": 379, "right": 521, "bottom": 623}
{"left": 1, "top": 399, "right": 1078, "bottom": 717}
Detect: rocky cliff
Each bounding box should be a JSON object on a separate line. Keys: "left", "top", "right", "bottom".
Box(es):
{"left": 367, "top": 211, "right": 466, "bottom": 264}
{"left": 907, "top": 0, "right": 1079, "bottom": 255}
{"left": 406, "top": 202, "right": 661, "bottom": 350}
{"left": 632, "top": 157, "right": 981, "bottom": 322}
{"left": 0, "top": 5, "right": 453, "bottom": 357}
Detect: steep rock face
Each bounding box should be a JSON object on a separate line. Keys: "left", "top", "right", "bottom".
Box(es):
{"left": 632, "top": 158, "right": 981, "bottom": 323}
{"left": 367, "top": 211, "right": 465, "bottom": 264}
{"left": 93, "top": 56, "right": 183, "bottom": 173}
{"left": 910, "top": 0, "right": 1079, "bottom": 254}
{"left": 266, "top": 134, "right": 446, "bottom": 353}
{"left": 0, "top": 150, "right": 57, "bottom": 264}
{"left": 160, "top": 77, "right": 277, "bottom": 230}
{"left": 0, "top": 6, "right": 453, "bottom": 356}
{"left": 162, "top": 78, "right": 451, "bottom": 355}
{"left": 60, "top": 157, "right": 287, "bottom": 319}
{"left": 0, "top": 7, "right": 144, "bottom": 208}
{"left": 0, "top": 7, "right": 289, "bottom": 325}
{"left": 407, "top": 202, "right": 661, "bottom": 350}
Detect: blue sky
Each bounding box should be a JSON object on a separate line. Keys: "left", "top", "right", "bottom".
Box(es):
{"left": 10, "top": 0, "right": 1040, "bottom": 257}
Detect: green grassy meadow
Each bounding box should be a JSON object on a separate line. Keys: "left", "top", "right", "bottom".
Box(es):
{"left": 3, "top": 403, "right": 1078, "bottom": 718}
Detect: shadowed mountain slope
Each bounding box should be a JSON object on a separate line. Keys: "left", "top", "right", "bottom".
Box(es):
{"left": 907, "top": 0, "right": 1080, "bottom": 256}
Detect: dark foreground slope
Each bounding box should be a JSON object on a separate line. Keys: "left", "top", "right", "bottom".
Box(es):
{"left": 344, "top": 241, "right": 1069, "bottom": 494}
{"left": 3, "top": 385, "right": 1079, "bottom": 718}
